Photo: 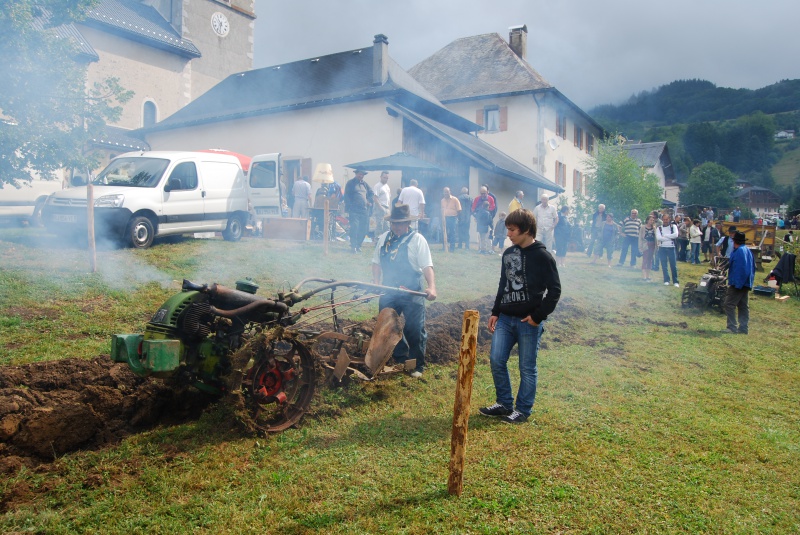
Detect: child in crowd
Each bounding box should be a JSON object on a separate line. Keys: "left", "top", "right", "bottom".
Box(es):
{"left": 492, "top": 212, "right": 508, "bottom": 253}
{"left": 591, "top": 212, "right": 619, "bottom": 267}
{"left": 479, "top": 209, "right": 561, "bottom": 425}
{"left": 474, "top": 200, "right": 493, "bottom": 254}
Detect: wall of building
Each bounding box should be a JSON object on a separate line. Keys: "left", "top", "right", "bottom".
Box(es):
{"left": 80, "top": 26, "right": 189, "bottom": 130}
{"left": 145, "top": 98, "right": 406, "bottom": 193}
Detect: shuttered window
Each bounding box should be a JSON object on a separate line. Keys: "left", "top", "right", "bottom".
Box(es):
{"left": 574, "top": 126, "right": 583, "bottom": 149}
{"left": 478, "top": 106, "right": 508, "bottom": 133}
{"left": 556, "top": 112, "right": 567, "bottom": 139}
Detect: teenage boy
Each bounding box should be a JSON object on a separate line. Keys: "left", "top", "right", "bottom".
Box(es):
{"left": 479, "top": 209, "right": 561, "bottom": 424}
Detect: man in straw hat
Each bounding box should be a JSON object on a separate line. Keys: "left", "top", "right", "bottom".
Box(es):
{"left": 371, "top": 204, "right": 437, "bottom": 378}
{"left": 344, "top": 168, "right": 374, "bottom": 253}
{"left": 723, "top": 231, "right": 755, "bottom": 334}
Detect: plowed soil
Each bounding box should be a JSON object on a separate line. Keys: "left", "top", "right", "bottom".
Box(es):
{"left": 0, "top": 295, "right": 546, "bottom": 473}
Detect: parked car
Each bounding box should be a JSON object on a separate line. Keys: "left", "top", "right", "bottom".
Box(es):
{"left": 41, "top": 151, "right": 282, "bottom": 248}
{"left": 0, "top": 177, "right": 65, "bottom": 227}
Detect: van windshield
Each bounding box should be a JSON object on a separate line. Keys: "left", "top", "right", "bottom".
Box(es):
{"left": 93, "top": 158, "right": 170, "bottom": 187}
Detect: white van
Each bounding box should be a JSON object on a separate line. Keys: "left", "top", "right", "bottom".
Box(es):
{"left": 0, "top": 178, "right": 65, "bottom": 226}
{"left": 41, "top": 151, "right": 283, "bottom": 248}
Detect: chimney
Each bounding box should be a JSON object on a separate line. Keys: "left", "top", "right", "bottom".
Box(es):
{"left": 508, "top": 24, "right": 528, "bottom": 61}
{"left": 373, "top": 34, "right": 389, "bottom": 86}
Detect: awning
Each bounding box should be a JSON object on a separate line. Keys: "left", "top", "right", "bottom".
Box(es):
{"left": 345, "top": 152, "right": 443, "bottom": 172}
{"left": 386, "top": 100, "right": 563, "bottom": 193}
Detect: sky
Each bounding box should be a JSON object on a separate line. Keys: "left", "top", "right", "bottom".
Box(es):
{"left": 252, "top": 0, "right": 800, "bottom": 111}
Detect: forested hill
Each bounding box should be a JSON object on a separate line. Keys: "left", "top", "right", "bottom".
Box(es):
{"left": 590, "top": 79, "right": 800, "bottom": 125}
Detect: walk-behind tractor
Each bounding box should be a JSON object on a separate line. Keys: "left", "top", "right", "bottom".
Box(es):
{"left": 681, "top": 257, "right": 729, "bottom": 312}
{"left": 111, "top": 278, "right": 421, "bottom": 433}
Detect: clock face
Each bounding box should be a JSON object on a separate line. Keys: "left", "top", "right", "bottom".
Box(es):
{"left": 211, "top": 12, "right": 230, "bottom": 37}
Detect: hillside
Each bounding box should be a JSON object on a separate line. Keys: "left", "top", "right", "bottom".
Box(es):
{"left": 588, "top": 80, "right": 800, "bottom": 206}
{"left": 590, "top": 79, "right": 800, "bottom": 125}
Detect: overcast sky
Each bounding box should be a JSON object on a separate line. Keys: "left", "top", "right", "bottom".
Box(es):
{"left": 252, "top": 0, "right": 800, "bottom": 111}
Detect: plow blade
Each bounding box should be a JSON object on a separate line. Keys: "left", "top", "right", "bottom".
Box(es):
{"left": 364, "top": 308, "right": 404, "bottom": 376}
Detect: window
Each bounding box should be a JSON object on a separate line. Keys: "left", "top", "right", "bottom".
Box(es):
{"left": 586, "top": 134, "right": 595, "bottom": 154}
{"left": 574, "top": 125, "right": 583, "bottom": 149}
{"left": 166, "top": 162, "right": 198, "bottom": 190}
{"left": 476, "top": 106, "right": 508, "bottom": 133}
{"left": 143, "top": 101, "right": 157, "bottom": 128}
{"left": 555, "top": 161, "right": 567, "bottom": 188}
{"left": 556, "top": 112, "right": 567, "bottom": 139}
{"left": 573, "top": 169, "right": 583, "bottom": 195}
{"left": 250, "top": 161, "right": 277, "bottom": 188}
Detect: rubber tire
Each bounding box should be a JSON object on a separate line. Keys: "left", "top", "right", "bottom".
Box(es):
{"left": 223, "top": 215, "right": 243, "bottom": 242}
{"left": 127, "top": 216, "right": 155, "bottom": 249}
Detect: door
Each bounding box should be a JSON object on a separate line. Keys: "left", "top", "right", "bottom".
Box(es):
{"left": 159, "top": 161, "right": 207, "bottom": 233}
{"left": 247, "top": 153, "right": 282, "bottom": 218}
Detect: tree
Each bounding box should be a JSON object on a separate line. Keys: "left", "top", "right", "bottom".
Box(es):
{"left": 0, "top": 1, "right": 132, "bottom": 185}
{"left": 580, "top": 136, "right": 663, "bottom": 220}
{"left": 680, "top": 162, "right": 737, "bottom": 209}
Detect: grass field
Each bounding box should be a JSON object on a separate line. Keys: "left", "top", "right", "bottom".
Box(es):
{"left": 1, "top": 228, "right": 799, "bottom": 534}
{"left": 772, "top": 142, "right": 800, "bottom": 187}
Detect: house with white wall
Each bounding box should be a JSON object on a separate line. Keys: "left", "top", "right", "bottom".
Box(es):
{"left": 408, "top": 25, "right": 604, "bottom": 210}
{"left": 142, "top": 35, "right": 562, "bottom": 221}
{"left": 619, "top": 141, "right": 679, "bottom": 203}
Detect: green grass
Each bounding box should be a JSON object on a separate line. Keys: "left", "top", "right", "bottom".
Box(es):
{"left": 1, "top": 227, "right": 799, "bottom": 533}
{"left": 772, "top": 142, "right": 800, "bottom": 187}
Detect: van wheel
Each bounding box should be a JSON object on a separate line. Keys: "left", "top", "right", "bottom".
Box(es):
{"left": 223, "top": 215, "right": 244, "bottom": 242}
{"left": 127, "top": 216, "right": 155, "bottom": 248}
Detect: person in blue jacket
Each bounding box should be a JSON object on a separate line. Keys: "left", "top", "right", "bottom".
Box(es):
{"left": 724, "top": 231, "right": 755, "bottom": 334}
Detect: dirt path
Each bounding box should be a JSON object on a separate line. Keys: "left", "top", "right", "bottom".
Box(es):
{"left": 0, "top": 297, "right": 504, "bottom": 473}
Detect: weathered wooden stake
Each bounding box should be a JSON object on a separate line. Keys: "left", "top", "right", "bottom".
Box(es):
{"left": 448, "top": 309, "right": 479, "bottom": 496}
{"left": 87, "top": 183, "right": 96, "bottom": 273}
{"left": 442, "top": 219, "right": 448, "bottom": 252}
{"left": 323, "top": 198, "right": 330, "bottom": 256}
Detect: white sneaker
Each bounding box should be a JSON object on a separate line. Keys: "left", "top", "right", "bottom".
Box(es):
{"left": 674, "top": 283, "right": 680, "bottom": 288}
{"left": 664, "top": 282, "right": 670, "bottom": 286}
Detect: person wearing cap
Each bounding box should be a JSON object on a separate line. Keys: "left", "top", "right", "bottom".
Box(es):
{"left": 724, "top": 231, "right": 755, "bottom": 334}
{"left": 344, "top": 168, "right": 374, "bottom": 253}
{"left": 371, "top": 205, "right": 437, "bottom": 378}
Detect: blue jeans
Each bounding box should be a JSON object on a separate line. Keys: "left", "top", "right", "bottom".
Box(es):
{"left": 379, "top": 294, "right": 427, "bottom": 372}
{"left": 659, "top": 247, "right": 678, "bottom": 284}
{"left": 618, "top": 235, "right": 639, "bottom": 266}
{"left": 690, "top": 242, "right": 700, "bottom": 264}
{"left": 489, "top": 314, "right": 543, "bottom": 417}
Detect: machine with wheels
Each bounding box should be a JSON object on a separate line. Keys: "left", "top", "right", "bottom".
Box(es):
{"left": 111, "top": 277, "right": 417, "bottom": 433}
{"left": 681, "top": 257, "right": 729, "bottom": 311}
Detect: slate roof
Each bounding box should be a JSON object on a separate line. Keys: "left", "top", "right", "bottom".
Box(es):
{"left": 82, "top": 0, "right": 200, "bottom": 58}
{"left": 408, "top": 33, "right": 552, "bottom": 102}
{"left": 31, "top": 8, "right": 98, "bottom": 61}
{"left": 735, "top": 186, "right": 779, "bottom": 198}
{"left": 388, "top": 101, "right": 563, "bottom": 193}
{"left": 409, "top": 32, "right": 603, "bottom": 132}
{"left": 146, "top": 44, "right": 477, "bottom": 133}
{"left": 90, "top": 126, "right": 150, "bottom": 151}
{"left": 619, "top": 141, "right": 676, "bottom": 182}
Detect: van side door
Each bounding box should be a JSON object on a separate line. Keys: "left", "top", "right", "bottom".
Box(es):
{"left": 199, "top": 160, "right": 246, "bottom": 230}
{"left": 160, "top": 160, "right": 207, "bottom": 232}
{"left": 247, "top": 153, "right": 282, "bottom": 218}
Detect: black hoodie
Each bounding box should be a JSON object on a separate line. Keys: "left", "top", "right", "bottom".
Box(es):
{"left": 492, "top": 241, "right": 561, "bottom": 323}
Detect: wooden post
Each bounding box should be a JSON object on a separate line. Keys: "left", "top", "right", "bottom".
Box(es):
{"left": 87, "top": 183, "right": 96, "bottom": 273}
{"left": 448, "top": 309, "right": 479, "bottom": 496}
{"left": 323, "top": 198, "right": 330, "bottom": 256}
{"left": 442, "top": 217, "right": 448, "bottom": 252}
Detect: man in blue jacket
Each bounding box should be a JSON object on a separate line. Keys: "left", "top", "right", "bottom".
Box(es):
{"left": 724, "top": 231, "right": 755, "bottom": 334}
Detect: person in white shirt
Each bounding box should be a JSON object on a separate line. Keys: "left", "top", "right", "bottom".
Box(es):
{"left": 291, "top": 175, "right": 311, "bottom": 219}
{"left": 372, "top": 171, "right": 391, "bottom": 236}
{"left": 398, "top": 179, "right": 425, "bottom": 228}
{"left": 532, "top": 194, "right": 558, "bottom": 253}
{"left": 656, "top": 213, "right": 679, "bottom": 286}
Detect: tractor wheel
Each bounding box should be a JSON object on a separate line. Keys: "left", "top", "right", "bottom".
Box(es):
{"left": 713, "top": 283, "right": 728, "bottom": 313}
{"left": 681, "top": 283, "right": 697, "bottom": 308}
{"left": 240, "top": 337, "right": 317, "bottom": 434}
